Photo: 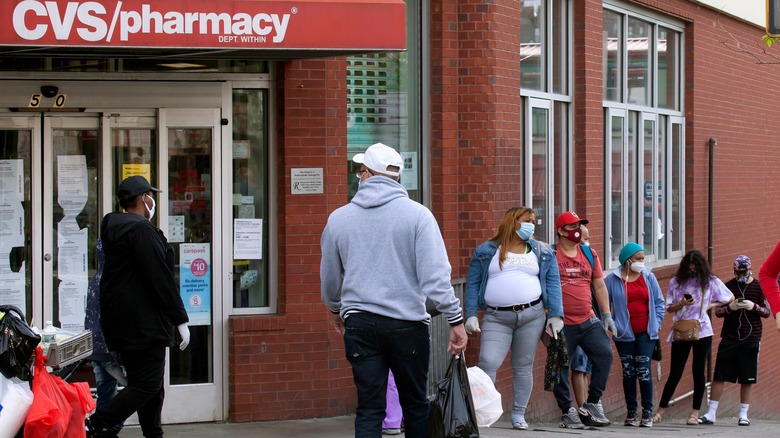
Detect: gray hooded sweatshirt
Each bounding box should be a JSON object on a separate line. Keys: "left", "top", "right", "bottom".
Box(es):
{"left": 320, "top": 176, "right": 463, "bottom": 325}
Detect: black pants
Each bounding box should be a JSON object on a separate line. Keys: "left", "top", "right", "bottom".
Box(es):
{"left": 658, "top": 336, "right": 712, "bottom": 410}
{"left": 90, "top": 346, "right": 166, "bottom": 437}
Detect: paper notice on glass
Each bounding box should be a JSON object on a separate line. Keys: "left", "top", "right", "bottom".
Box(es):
{"left": 59, "top": 278, "right": 87, "bottom": 330}
{"left": 0, "top": 258, "right": 26, "bottom": 316}
{"left": 0, "top": 199, "right": 24, "bottom": 247}
{"left": 122, "top": 163, "right": 151, "bottom": 182}
{"left": 57, "top": 155, "right": 88, "bottom": 215}
{"left": 400, "top": 152, "right": 418, "bottom": 190}
{"left": 239, "top": 270, "right": 258, "bottom": 290}
{"left": 169, "top": 215, "right": 185, "bottom": 243}
{"left": 57, "top": 219, "right": 88, "bottom": 278}
{"left": 233, "top": 218, "right": 263, "bottom": 260}
{"left": 0, "top": 160, "right": 24, "bottom": 202}
{"left": 179, "top": 243, "right": 211, "bottom": 326}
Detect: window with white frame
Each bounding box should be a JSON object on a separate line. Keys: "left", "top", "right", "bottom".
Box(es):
{"left": 603, "top": 3, "right": 685, "bottom": 268}
{"left": 521, "top": 0, "right": 572, "bottom": 244}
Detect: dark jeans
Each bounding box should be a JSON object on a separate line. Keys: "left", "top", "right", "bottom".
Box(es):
{"left": 614, "top": 332, "right": 655, "bottom": 412}
{"left": 553, "top": 316, "right": 613, "bottom": 412}
{"left": 343, "top": 313, "right": 431, "bottom": 438}
{"left": 90, "top": 346, "right": 166, "bottom": 438}
{"left": 92, "top": 359, "right": 128, "bottom": 433}
{"left": 659, "top": 336, "right": 712, "bottom": 410}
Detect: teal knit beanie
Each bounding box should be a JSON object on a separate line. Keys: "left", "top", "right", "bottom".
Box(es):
{"left": 619, "top": 242, "right": 643, "bottom": 266}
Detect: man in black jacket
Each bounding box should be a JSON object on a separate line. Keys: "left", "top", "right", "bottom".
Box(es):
{"left": 86, "top": 175, "right": 189, "bottom": 438}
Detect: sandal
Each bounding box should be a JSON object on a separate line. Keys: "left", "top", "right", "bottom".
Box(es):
{"left": 738, "top": 418, "right": 750, "bottom": 426}
{"left": 686, "top": 415, "right": 699, "bottom": 425}
{"left": 652, "top": 412, "right": 662, "bottom": 424}
{"left": 698, "top": 415, "right": 714, "bottom": 425}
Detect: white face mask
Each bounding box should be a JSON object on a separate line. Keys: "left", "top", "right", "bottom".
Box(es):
{"left": 630, "top": 261, "right": 645, "bottom": 273}
{"left": 144, "top": 193, "right": 156, "bottom": 220}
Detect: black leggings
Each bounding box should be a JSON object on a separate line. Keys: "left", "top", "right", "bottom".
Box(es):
{"left": 658, "top": 336, "right": 712, "bottom": 410}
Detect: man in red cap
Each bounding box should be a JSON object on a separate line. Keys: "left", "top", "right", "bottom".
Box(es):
{"left": 552, "top": 211, "right": 615, "bottom": 429}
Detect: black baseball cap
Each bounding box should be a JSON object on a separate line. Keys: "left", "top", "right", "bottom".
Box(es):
{"left": 117, "top": 175, "right": 161, "bottom": 202}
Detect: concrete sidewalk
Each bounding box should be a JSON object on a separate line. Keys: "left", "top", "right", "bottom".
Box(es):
{"left": 120, "top": 415, "right": 780, "bottom": 437}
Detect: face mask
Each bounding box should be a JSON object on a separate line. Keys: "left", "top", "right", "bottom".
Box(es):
{"left": 630, "top": 261, "right": 645, "bottom": 273}
{"left": 689, "top": 270, "right": 698, "bottom": 277}
{"left": 516, "top": 222, "right": 535, "bottom": 241}
{"left": 562, "top": 227, "right": 582, "bottom": 243}
{"left": 144, "top": 194, "right": 156, "bottom": 221}
{"left": 582, "top": 241, "right": 590, "bottom": 247}
{"left": 736, "top": 274, "right": 750, "bottom": 284}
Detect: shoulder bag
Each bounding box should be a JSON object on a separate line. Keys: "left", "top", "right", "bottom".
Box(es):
{"left": 671, "top": 288, "right": 705, "bottom": 342}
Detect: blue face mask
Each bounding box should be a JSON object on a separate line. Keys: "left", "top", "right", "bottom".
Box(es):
{"left": 516, "top": 222, "right": 535, "bottom": 241}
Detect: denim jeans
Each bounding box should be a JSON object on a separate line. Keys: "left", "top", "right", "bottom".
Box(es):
{"left": 92, "top": 360, "right": 129, "bottom": 433}
{"left": 477, "top": 303, "right": 545, "bottom": 420}
{"left": 344, "top": 313, "right": 430, "bottom": 438}
{"left": 553, "top": 316, "right": 613, "bottom": 412}
{"left": 614, "top": 332, "right": 655, "bottom": 412}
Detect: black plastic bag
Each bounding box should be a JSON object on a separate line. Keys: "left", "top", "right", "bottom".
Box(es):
{"left": 428, "top": 354, "right": 479, "bottom": 438}
{"left": 0, "top": 305, "right": 40, "bottom": 381}
{"left": 652, "top": 339, "right": 662, "bottom": 361}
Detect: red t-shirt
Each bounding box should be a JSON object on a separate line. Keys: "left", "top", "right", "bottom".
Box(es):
{"left": 556, "top": 246, "right": 604, "bottom": 325}
{"left": 626, "top": 275, "right": 649, "bottom": 335}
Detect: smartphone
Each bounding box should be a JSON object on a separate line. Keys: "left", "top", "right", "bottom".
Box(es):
{"left": 683, "top": 293, "right": 693, "bottom": 300}
{"left": 738, "top": 298, "right": 744, "bottom": 302}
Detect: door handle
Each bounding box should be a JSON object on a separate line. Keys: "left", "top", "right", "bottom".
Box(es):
{"left": 44, "top": 253, "right": 52, "bottom": 261}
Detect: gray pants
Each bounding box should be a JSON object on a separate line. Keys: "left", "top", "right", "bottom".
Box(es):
{"left": 477, "top": 302, "right": 546, "bottom": 421}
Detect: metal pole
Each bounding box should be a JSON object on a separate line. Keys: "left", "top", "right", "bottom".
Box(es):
{"left": 706, "top": 137, "right": 717, "bottom": 384}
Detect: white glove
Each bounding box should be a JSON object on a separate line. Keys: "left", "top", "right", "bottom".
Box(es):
{"left": 177, "top": 323, "right": 190, "bottom": 350}
{"left": 465, "top": 316, "right": 481, "bottom": 334}
{"left": 602, "top": 312, "right": 616, "bottom": 334}
{"left": 545, "top": 316, "right": 564, "bottom": 339}
{"left": 739, "top": 299, "right": 755, "bottom": 311}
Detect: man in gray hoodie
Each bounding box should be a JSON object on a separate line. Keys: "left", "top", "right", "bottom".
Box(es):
{"left": 321, "top": 143, "right": 467, "bottom": 438}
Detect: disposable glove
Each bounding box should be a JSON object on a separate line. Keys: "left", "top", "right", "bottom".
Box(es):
{"left": 177, "top": 323, "right": 190, "bottom": 350}
{"left": 602, "top": 312, "right": 616, "bottom": 334}
{"left": 465, "top": 316, "right": 481, "bottom": 334}
{"left": 545, "top": 316, "right": 564, "bottom": 339}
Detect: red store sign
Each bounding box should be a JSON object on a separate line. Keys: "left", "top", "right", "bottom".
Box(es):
{"left": 0, "top": 0, "right": 406, "bottom": 51}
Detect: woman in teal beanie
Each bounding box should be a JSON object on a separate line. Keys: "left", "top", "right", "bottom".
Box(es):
{"left": 604, "top": 242, "right": 665, "bottom": 427}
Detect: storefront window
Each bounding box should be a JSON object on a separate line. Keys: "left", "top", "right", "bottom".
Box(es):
{"left": 603, "top": 3, "right": 684, "bottom": 266}
{"left": 231, "top": 89, "right": 269, "bottom": 309}
{"left": 521, "top": 0, "right": 545, "bottom": 91}
{"left": 346, "top": 0, "right": 422, "bottom": 201}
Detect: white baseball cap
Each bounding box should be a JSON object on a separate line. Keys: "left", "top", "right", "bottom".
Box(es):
{"left": 353, "top": 143, "right": 403, "bottom": 177}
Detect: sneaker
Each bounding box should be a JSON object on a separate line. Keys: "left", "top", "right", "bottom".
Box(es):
{"left": 512, "top": 419, "right": 529, "bottom": 430}
{"left": 382, "top": 428, "right": 402, "bottom": 435}
{"left": 579, "top": 402, "right": 611, "bottom": 426}
{"left": 559, "top": 407, "right": 585, "bottom": 429}
{"left": 624, "top": 410, "right": 640, "bottom": 427}
{"left": 640, "top": 409, "right": 653, "bottom": 427}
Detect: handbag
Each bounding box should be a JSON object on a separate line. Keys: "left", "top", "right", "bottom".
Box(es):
{"left": 671, "top": 289, "right": 706, "bottom": 342}
{"left": 543, "top": 332, "right": 569, "bottom": 391}
{"left": 0, "top": 305, "right": 41, "bottom": 381}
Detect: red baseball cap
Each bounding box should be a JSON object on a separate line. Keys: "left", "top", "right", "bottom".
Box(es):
{"left": 555, "top": 211, "right": 589, "bottom": 230}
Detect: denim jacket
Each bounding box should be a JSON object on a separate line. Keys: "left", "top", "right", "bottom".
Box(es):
{"left": 604, "top": 266, "right": 666, "bottom": 341}
{"left": 465, "top": 240, "right": 563, "bottom": 319}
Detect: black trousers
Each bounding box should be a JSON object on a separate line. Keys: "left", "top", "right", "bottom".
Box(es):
{"left": 90, "top": 346, "right": 166, "bottom": 437}
{"left": 658, "top": 336, "right": 712, "bottom": 410}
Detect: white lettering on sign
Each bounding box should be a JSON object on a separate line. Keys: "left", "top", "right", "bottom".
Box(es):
{"left": 12, "top": 1, "right": 291, "bottom": 43}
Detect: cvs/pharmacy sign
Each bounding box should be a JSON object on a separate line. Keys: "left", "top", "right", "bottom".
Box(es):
{"left": 0, "top": 0, "right": 406, "bottom": 50}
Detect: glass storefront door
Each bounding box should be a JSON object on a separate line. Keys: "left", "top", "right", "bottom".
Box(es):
{"left": 0, "top": 108, "right": 223, "bottom": 424}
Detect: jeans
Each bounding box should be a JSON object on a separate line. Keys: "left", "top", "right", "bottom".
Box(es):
{"left": 89, "top": 346, "right": 166, "bottom": 438}
{"left": 659, "top": 336, "right": 712, "bottom": 410}
{"left": 344, "top": 313, "right": 430, "bottom": 438}
{"left": 614, "top": 332, "right": 655, "bottom": 412}
{"left": 477, "top": 303, "right": 545, "bottom": 420}
{"left": 92, "top": 360, "right": 129, "bottom": 433}
{"left": 553, "top": 316, "right": 613, "bottom": 412}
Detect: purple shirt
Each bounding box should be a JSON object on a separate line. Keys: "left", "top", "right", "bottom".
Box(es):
{"left": 665, "top": 276, "right": 734, "bottom": 342}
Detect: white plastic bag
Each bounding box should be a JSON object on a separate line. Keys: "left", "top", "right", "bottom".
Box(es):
{"left": 0, "top": 374, "right": 34, "bottom": 438}
{"left": 466, "top": 366, "right": 502, "bottom": 427}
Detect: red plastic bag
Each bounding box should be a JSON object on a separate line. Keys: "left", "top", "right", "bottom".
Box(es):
{"left": 24, "top": 347, "right": 95, "bottom": 438}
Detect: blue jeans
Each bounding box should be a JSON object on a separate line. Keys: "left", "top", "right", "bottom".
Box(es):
{"left": 614, "top": 332, "right": 655, "bottom": 412}
{"left": 343, "top": 313, "right": 430, "bottom": 438}
{"left": 477, "top": 303, "right": 545, "bottom": 420}
{"left": 92, "top": 360, "right": 129, "bottom": 433}
{"left": 553, "top": 316, "right": 613, "bottom": 412}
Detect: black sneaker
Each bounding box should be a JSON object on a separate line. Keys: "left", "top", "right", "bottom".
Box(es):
{"left": 640, "top": 409, "right": 653, "bottom": 427}
{"left": 579, "top": 402, "right": 611, "bottom": 426}
{"left": 624, "top": 410, "right": 640, "bottom": 426}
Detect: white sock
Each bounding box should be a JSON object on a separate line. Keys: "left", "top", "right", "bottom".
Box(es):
{"left": 740, "top": 403, "right": 749, "bottom": 419}
{"left": 706, "top": 400, "right": 719, "bottom": 421}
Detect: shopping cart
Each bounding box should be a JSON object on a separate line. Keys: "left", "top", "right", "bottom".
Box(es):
{"left": 44, "top": 330, "right": 94, "bottom": 381}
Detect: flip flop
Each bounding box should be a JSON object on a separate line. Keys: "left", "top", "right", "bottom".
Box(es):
{"left": 738, "top": 418, "right": 750, "bottom": 426}
{"left": 698, "top": 416, "right": 714, "bottom": 425}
